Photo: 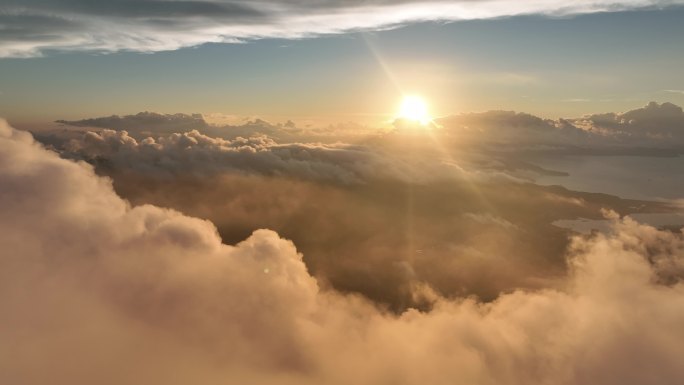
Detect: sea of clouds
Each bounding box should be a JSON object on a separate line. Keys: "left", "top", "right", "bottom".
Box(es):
{"left": 3, "top": 114, "right": 684, "bottom": 383}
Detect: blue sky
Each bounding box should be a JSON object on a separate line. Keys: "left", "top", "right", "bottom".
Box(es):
{"left": 1, "top": 5, "right": 683, "bottom": 126}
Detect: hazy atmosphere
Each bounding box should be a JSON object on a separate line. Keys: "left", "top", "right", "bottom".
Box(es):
{"left": 2, "top": 1, "right": 684, "bottom": 384}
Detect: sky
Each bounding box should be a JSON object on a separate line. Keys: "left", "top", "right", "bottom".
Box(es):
{"left": 4, "top": 2, "right": 684, "bottom": 384}
{"left": 1, "top": 3, "right": 684, "bottom": 126}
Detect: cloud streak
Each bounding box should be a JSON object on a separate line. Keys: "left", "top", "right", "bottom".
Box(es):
{"left": 1, "top": 0, "right": 681, "bottom": 57}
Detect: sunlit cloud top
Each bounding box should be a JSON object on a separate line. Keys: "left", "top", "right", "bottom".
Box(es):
{"left": 1, "top": 0, "right": 680, "bottom": 57}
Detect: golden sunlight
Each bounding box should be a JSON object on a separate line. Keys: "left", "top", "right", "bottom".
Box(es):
{"left": 398, "top": 95, "right": 431, "bottom": 125}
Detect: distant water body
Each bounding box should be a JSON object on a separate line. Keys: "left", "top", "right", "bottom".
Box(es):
{"left": 554, "top": 213, "right": 684, "bottom": 234}
{"left": 534, "top": 155, "right": 684, "bottom": 201}
{"left": 533, "top": 154, "right": 684, "bottom": 232}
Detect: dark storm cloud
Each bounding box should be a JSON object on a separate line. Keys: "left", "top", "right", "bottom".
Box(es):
{"left": 3, "top": 119, "right": 684, "bottom": 384}
{"left": 1, "top": 0, "right": 681, "bottom": 57}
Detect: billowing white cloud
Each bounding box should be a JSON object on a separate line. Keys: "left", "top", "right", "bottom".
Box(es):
{"left": 571, "top": 101, "right": 684, "bottom": 144}
{"left": 49, "top": 128, "right": 512, "bottom": 184}
{"left": 54, "top": 111, "right": 376, "bottom": 143}
{"left": 3, "top": 119, "right": 684, "bottom": 384}
{"left": 1, "top": 0, "right": 681, "bottom": 57}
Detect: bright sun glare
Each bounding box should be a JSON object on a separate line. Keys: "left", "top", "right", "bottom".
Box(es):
{"left": 398, "top": 95, "right": 431, "bottom": 125}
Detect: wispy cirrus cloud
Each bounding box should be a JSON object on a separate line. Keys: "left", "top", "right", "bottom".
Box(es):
{"left": 0, "top": 0, "right": 681, "bottom": 57}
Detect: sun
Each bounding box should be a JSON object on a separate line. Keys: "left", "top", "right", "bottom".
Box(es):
{"left": 398, "top": 95, "right": 431, "bottom": 125}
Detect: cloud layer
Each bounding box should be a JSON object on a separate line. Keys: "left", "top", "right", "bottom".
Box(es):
{"left": 1, "top": 0, "right": 681, "bottom": 57}
{"left": 436, "top": 101, "right": 684, "bottom": 148}
{"left": 3, "top": 120, "right": 684, "bottom": 384}
{"left": 571, "top": 101, "right": 684, "bottom": 144}
{"left": 42, "top": 105, "right": 682, "bottom": 308}
{"left": 56, "top": 102, "right": 684, "bottom": 151}
{"left": 51, "top": 128, "right": 482, "bottom": 184}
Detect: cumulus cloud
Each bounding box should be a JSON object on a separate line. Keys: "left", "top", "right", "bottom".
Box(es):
{"left": 37, "top": 104, "right": 684, "bottom": 311}
{"left": 435, "top": 109, "right": 591, "bottom": 147}
{"left": 55, "top": 101, "right": 684, "bottom": 157}
{"left": 571, "top": 101, "right": 684, "bottom": 144}
{"left": 3, "top": 119, "right": 684, "bottom": 384}
{"left": 54, "top": 111, "right": 367, "bottom": 143}
{"left": 55, "top": 102, "right": 684, "bottom": 152}
{"left": 434, "top": 101, "right": 684, "bottom": 150}
{"left": 27, "top": 118, "right": 675, "bottom": 310}
{"left": 48, "top": 127, "right": 531, "bottom": 184}
{"left": 1, "top": 0, "right": 681, "bottom": 57}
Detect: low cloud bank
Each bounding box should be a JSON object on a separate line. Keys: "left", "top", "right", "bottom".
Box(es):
{"left": 436, "top": 101, "right": 684, "bottom": 149}
{"left": 56, "top": 112, "right": 210, "bottom": 134}
{"left": 57, "top": 102, "right": 684, "bottom": 152}
{"left": 572, "top": 101, "right": 684, "bottom": 144}
{"left": 49, "top": 128, "right": 476, "bottom": 184}
{"left": 3, "top": 120, "right": 684, "bottom": 384}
